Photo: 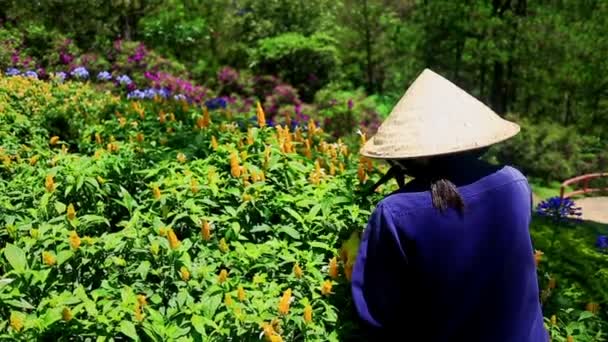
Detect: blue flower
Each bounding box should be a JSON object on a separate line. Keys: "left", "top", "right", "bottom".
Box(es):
{"left": 23, "top": 70, "right": 38, "bottom": 79}
{"left": 157, "top": 88, "right": 170, "bottom": 98}
{"left": 97, "top": 71, "right": 112, "bottom": 81}
{"left": 536, "top": 196, "right": 582, "bottom": 222}
{"left": 5, "top": 67, "right": 20, "bottom": 76}
{"left": 117, "top": 74, "right": 133, "bottom": 85}
{"left": 54, "top": 72, "right": 67, "bottom": 83}
{"left": 127, "top": 89, "right": 146, "bottom": 100}
{"left": 596, "top": 235, "right": 608, "bottom": 251}
{"left": 205, "top": 97, "right": 227, "bottom": 110}
{"left": 71, "top": 67, "right": 89, "bottom": 79}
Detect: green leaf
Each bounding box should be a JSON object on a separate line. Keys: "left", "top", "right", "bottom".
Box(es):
{"left": 231, "top": 222, "right": 241, "bottom": 236}
{"left": 191, "top": 315, "right": 206, "bottom": 335}
{"left": 135, "top": 261, "right": 151, "bottom": 280}
{"left": 284, "top": 208, "right": 303, "bottom": 223}
{"left": 4, "top": 244, "right": 27, "bottom": 272}
{"left": 57, "top": 250, "right": 74, "bottom": 266}
{"left": 5, "top": 299, "right": 35, "bottom": 310}
{"left": 279, "top": 226, "right": 301, "bottom": 240}
{"left": 120, "top": 321, "right": 138, "bottom": 340}
{"left": 225, "top": 206, "right": 237, "bottom": 217}
{"left": 55, "top": 201, "right": 66, "bottom": 214}
{"left": 202, "top": 294, "right": 222, "bottom": 318}
{"left": 80, "top": 215, "right": 111, "bottom": 227}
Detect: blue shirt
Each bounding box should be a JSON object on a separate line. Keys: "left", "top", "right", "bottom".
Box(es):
{"left": 351, "top": 164, "right": 548, "bottom": 341}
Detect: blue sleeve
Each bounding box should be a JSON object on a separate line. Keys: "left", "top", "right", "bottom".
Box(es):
{"left": 350, "top": 201, "right": 409, "bottom": 332}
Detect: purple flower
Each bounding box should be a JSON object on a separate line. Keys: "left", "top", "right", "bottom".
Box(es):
{"left": 536, "top": 196, "right": 582, "bottom": 222}
{"left": 128, "top": 43, "right": 147, "bottom": 63}
{"left": 126, "top": 82, "right": 137, "bottom": 92}
{"left": 127, "top": 89, "right": 146, "bottom": 100}
{"left": 117, "top": 74, "right": 133, "bottom": 85}
{"left": 54, "top": 71, "right": 67, "bottom": 83}
{"left": 11, "top": 53, "right": 19, "bottom": 65}
{"left": 348, "top": 99, "right": 354, "bottom": 110}
{"left": 71, "top": 66, "right": 89, "bottom": 79}
{"left": 218, "top": 66, "right": 239, "bottom": 84}
{"left": 59, "top": 52, "right": 74, "bottom": 65}
{"left": 5, "top": 67, "right": 20, "bottom": 76}
{"left": 205, "top": 97, "right": 228, "bottom": 110}
{"left": 24, "top": 70, "right": 38, "bottom": 79}
{"left": 97, "top": 71, "right": 112, "bottom": 81}
{"left": 597, "top": 235, "right": 608, "bottom": 251}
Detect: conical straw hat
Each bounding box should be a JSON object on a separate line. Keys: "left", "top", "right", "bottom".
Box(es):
{"left": 360, "top": 68, "right": 520, "bottom": 160}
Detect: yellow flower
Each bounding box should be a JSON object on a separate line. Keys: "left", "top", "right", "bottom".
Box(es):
{"left": 308, "top": 120, "right": 317, "bottom": 136}
{"left": 247, "top": 128, "right": 254, "bottom": 145}
{"left": 344, "top": 262, "right": 354, "bottom": 282}
{"left": 534, "top": 250, "right": 543, "bottom": 267}
{"left": 304, "top": 139, "right": 312, "bottom": 159}
{"left": 50, "top": 136, "right": 60, "bottom": 145}
{"left": 118, "top": 117, "right": 127, "bottom": 127}
{"left": 10, "top": 312, "right": 24, "bottom": 332}
{"left": 329, "top": 162, "right": 336, "bottom": 176}
{"left": 262, "top": 322, "right": 283, "bottom": 342}
{"left": 242, "top": 193, "right": 252, "bottom": 202}
{"left": 586, "top": 302, "right": 600, "bottom": 314}
{"left": 321, "top": 280, "right": 333, "bottom": 296}
{"left": 190, "top": 177, "right": 199, "bottom": 193}
{"left": 180, "top": 266, "right": 190, "bottom": 281}
{"left": 136, "top": 132, "right": 144, "bottom": 143}
{"left": 211, "top": 136, "right": 219, "bottom": 150}
{"left": 328, "top": 257, "right": 339, "bottom": 279}
{"left": 293, "top": 263, "right": 303, "bottom": 278}
{"left": 201, "top": 220, "right": 211, "bottom": 241}
{"left": 256, "top": 102, "right": 266, "bottom": 127}
{"left": 69, "top": 231, "right": 81, "bottom": 250}
{"left": 339, "top": 162, "right": 345, "bottom": 173}
{"left": 67, "top": 203, "right": 76, "bottom": 221}
{"left": 176, "top": 152, "right": 187, "bottom": 163}
{"left": 45, "top": 175, "right": 55, "bottom": 192}
{"left": 224, "top": 293, "right": 233, "bottom": 306}
{"left": 95, "top": 132, "right": 103, "bottom": 144}
{"left": 219, "top": 238, "right": 229, "bottom": 253}
{"left": 107, "top": 142, "right": 119, "bottom": 153}
{"left": 237, "top": 286, "right": 246, "bottom": 302}
{"left": 169, "top": 113, "right": 176, "bottom": 122}
{"left": 62, "top": 307, "right": 73, "bottom": 321}
{"left": 567, "top": 336, "right": 574, "bottom": 342}
{"left": 152, "top": 185, "right": 161, "bottom": 200}
{"left": 278, "top": 288, "right": 292, "bottom": 315}
{"left": 218, "top": 269, "right": 228, "bottom": 283}
{"left": 357, "top": 162, "right": 367, "bottom": 183}
{"left": 359, "top": 131, "right": 367, "bottom": 146}
{"left": 550, "top": 315, "right": 557, "bottom": 326}
{"left": 30, "top": 155, "right": 39, "bottom": 166}
{"left": 167, "top": 229, "right": 181, "bottom": 249}
{"left": 137, "top": 295, "right": 147, "bottom": 306}
{"left": 158, "top": 111, "right": 166, "bottom": 124}
{"left": 159, "top": 227, "right": 168, "bottom": 236}
{"left": 42, "top": 251, "right": 56, "bottom": 266}
{"left": 304, "top": 304, "right": 313, "bottom": 324}
{"left": 230, "top": 152, "right": 241, "bottom": 178}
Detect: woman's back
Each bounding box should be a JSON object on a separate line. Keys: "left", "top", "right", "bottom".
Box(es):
{"left": 351, "top": 164, "right": 548, "bottom": 341}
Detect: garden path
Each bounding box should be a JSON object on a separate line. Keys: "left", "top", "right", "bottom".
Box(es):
{"left": 576, "top": 197, "right": 608, "bottom": 224}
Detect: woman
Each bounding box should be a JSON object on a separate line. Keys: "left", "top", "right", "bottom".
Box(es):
{"left": 351, "top": 69, "right": 547, "bottom": 341}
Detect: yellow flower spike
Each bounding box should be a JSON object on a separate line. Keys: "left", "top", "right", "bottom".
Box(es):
{"left": 159, "top": 227, "right": 168, "bottom": 237}
{"left": 344, "top": 262, "right": 354, "bottom": 282}
{"left": 219, "top": 238, "right": 229, "bottom": 253}
{"left": 339, "top": 162, "right": 345, "bottom": 173}
{"left": 201, "top": 220, "right": 211, "bottom": 241}
{"left": 180, "top": 266, "right": 190, "bottom": 281}
{"left": 50, "top": 136, "right": 60, "bottom": 145}
{"left": 550, "top": 315, "right": 557, "bottom": 325}
{"left": 534, "top": 250, "right": 543, "bottom": 267}
{"left": 137, "top": 295, "right": 147, "bottom": 306}
{"left": 224, "top": 293, "right": 233, "bottom": 307}
{"left": 308, "top": 120, "right": 317, "bottom": 136}
{"left": 586, "top": 303, "right": 600, "bottom": 314}
{"left": 295, "top": 127, "right": 303, "bottom": 142}
{"left": 95, "top": 132, "right": 102, "bottom": 145}
{"left": 237, "top": 286, "right": 246, "bottom": 302}
{"left": 211, "top": 136, "right": 219, "bottom": 150}
{"left": 247, "top": 128, "right": 254, "bottom": 145}
{"left": 42, "top": 251, "right": 56, "bottom": 266}
{"left": 118, "top": 117, "right": 127, "bottom": 127}
{"left": 134, "top": 302, "right": 144, "bottom": 322}
{"left": 256, "top": 102, "right": 266, "bottom": 128}
{"left": 329, "top": 162, "right": 336, "bottom": 176}
{"left": 243, "top": 193, "right": 252, "bottom": 202}
{"left": 190, "top": 178, "right": 199, "bottom": 193}
{"left": 293, "top": 263, "right": 303, "bottom": 278}
{"left": 69, "top": 231, "right": 81, "bottom": 250}
{"left": 82, "top": 236, "right": 94, "bottom": 245}
{"left": 10, "top": 312, "right": 24, "bottom": 332}
{"left": 328, "top": 257, "right": 339, "bottom": 279}
{"left": 357, "top": 163, "right": 367, "bottom": 183}
{"left": 45, "top": 175, "right": 55, "bottom": 192}
{"left": 158, "top": 111, "right": 166, "bottom": 124}
{"left": 321, "top": 280, "right": 333, "bottom": 296}
{"left": 304, "top": 139, "right": 312, "bottom": 159}
{"left": 218, "top": 269, "right": 228, "bottom": 283}
{"left": 167, "top": 229, "right": 181, "bottom": 249}
{"left": 365, "top": 157, "right": 373, "bottom": 172}
{"left": 62, "top": 307, "right": 73, "bottom": 321}
{"left": 278, "top": 288, "right": 292, "bottom": 315}
{"left": 240, "top": 150, "right": 248, "bottom": 161}
{"left": 66, "top": 203, "right": 76, "bottom": 221}
{"left": 61, "top": 144, "right": 68, "bottom": 154}
{"left": 567, "top": 336, "right": 574, "bottom": 342}
{"left": 152, "top": 185, "right": 162, "bottom": 200}
{"left": 304, "top": 304, "right": 313, "bottom": 324}
{"left": 177, "top": 152, "right": 187, "bottom": 163}
{"left": 359, "top": 131, "right": 367, "bottom": 146}
{"left": 169, "top": 112, "right": 176, "bottom": 122}
{"left": 136, "top": 132, "right": 144, "bottom": 143}
{"left": 230, "top": 152, "right": 241, "bottom": 178}
{"left": 203, "top": 108, "right": 211, "bottom": 127}
{"left": 29, "top": 155, "right": 39, "bottom": 166}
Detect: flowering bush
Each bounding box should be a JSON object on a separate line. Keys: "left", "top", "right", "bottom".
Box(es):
{"left": 0, "top": 73, "right": 386, "bottom": 340}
